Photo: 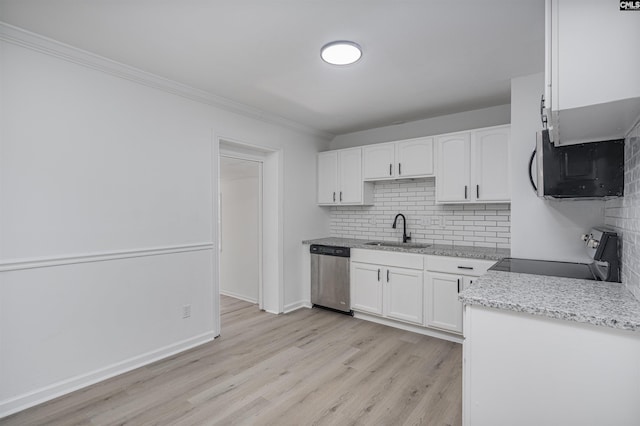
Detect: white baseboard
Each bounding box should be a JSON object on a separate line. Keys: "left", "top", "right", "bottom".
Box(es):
{"left": 219, "top": 289, "right": 258, "bottom": 304}
{"left": 284, "top": 300, "right": 312, "bottom": 313}
{"left": 0, "top": 332, "right": 216, "bottom": 418}
{"left": 353, "top": 312, "right": 463, "bottom": 344}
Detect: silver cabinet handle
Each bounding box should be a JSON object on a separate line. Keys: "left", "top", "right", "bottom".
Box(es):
{"left": 377, "top": 268, "right": 380, "bottom": 281}
{"left": 389, "top": 164, "right": 392, "bottom": 176}
{"left": 387, "top": 270, "right": 390, "bottom": 282}
{"left": 476, "top": 184, "right": 479, "bottom": 199}
{"left": 457, "top": 266, "right": 473, "bottom": 270}
{"left": 333, "top": 192, "right": 336, "bottom": 202}
{"left": 464, "top": 185, "right": 468, "bottom": 199}
{"left": 340, "top": 191, "right": 343, "bottom": 202}
{"left": 398, "top": 163, "right": 402, "bottom": 175}
{"left": 457, "top": 278, "right": 461, "bottom": 293}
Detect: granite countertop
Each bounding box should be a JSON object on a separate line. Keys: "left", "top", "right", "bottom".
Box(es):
{"left": 459, "top": 270, "right": 640, "bottom": 331}
{"left": 302, "top": 237, "right": 509, "bottom": 261}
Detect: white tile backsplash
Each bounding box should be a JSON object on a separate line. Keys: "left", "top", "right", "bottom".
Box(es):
{"left": 605, "top": 119, "right": 640, "bottom": 301}
{"left": 330, "top": 178, "right": 511, "bottom": 248}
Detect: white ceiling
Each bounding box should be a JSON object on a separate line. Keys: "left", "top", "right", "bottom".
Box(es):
{"left": 0, "top": 0, "right": 544, "bottom": 136}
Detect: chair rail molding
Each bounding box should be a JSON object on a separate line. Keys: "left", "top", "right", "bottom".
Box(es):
{"left": 0, "top": 243, "right": 215, "bottom": 272}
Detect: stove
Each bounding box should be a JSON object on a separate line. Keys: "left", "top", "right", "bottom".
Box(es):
{"left": 489, "top": 227, "right": 620, "bottom": 282}
{"left": 489, "top": 258, "right": 597, "bottom": 280}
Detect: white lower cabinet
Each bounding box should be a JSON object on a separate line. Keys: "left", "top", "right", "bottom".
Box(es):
{"left": 350, "top": 250, "right": 495, "bottom": 336}
{"left": 351, "top": 262, "right": 383, "bottom": 315}
{"left": 424, "top": 272, "right": 464, "bottom": 333}
{"left": 350, "top": 250, "right": 423, "bottom": 326}
{"left": 424, "top": 256, "right": 495, "bottom": 335}
{"left": 386, "top": 267, "right": 423, "bottom": 324}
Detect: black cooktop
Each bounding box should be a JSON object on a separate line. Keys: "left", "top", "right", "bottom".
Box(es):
{"left": 489, "top": 258, "right": 597, "bottom": 280}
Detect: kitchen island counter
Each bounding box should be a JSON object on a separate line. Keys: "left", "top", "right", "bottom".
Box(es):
{"left": 459, "top": 270, "right": 640, "bottom": 331}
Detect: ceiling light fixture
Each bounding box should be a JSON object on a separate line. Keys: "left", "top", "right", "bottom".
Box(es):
{"left": 320, "top": 41, "right": 362, "bottom": 65}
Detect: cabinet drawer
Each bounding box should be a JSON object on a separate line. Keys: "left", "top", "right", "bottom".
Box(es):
{"left": 351, "top": 249, "right": 424, "bottom": 270}
{"left": 425, "top": 255, "right": 495, "bottom": 276}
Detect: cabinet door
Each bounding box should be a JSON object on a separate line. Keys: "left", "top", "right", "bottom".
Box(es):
{"left": 363, "top": 143, "right": 395, "bottom": 180}
{"left": 385, "top": 267, "right": 423, "bottom": 325}
{"left": 317, "top": 151, "right": 338, "bottom": 204}
{"left": 396, "top": 137, "right": 434, "bottom": 178}
{"left": 338, "top": 148, "right": 363, "bottom": 204}
{"left": 473, "top": 127, "right": 510, "bottom": 202}
{"left": 351, "top": 262, "right": 383, "bottom": 315}
{"left": 436, "top": 133, "right": 471, "bottom": 203}
{"left": 424, "top": 272, "right": 463, "bottom": 333}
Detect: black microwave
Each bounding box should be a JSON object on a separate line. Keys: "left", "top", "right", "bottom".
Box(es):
{"left": 530, "top": 129, "right": 624, "bottom": 200}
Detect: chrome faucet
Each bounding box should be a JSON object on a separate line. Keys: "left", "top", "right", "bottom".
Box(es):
{"left": 392, "top": 213, "right": 411, "bottom": 243}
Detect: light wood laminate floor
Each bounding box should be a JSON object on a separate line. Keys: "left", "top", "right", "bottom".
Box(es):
{"left": 2, "top": 296, "right": 462, "bottom": 425}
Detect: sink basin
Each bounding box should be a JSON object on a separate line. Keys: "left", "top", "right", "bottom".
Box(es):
{"left": 365, "top": 241, "right": 431, "bottom": 249}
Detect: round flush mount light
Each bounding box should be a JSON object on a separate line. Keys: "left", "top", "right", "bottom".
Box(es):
{"left": 320, "top": 41, "right": 362, "bottom": 65}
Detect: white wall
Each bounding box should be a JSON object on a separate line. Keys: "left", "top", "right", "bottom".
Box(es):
{"left": 0, "top": 29, "right": 330, "bottom": 416}
{"left": 329, "top": 104, "right": 510, "bottom": 150}
{"left": 220, "top": 173, "right": 260, "bottom": 303}
{"left": 510, "top": 73, "right": 604, "bottom": 262}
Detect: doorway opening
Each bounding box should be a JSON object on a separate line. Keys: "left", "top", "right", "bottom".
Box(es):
{"left": 214, "top": 138, "right": 283, "bottom": 335}
{"left": 219, "top": 156, "right": 262, "bottom": 305}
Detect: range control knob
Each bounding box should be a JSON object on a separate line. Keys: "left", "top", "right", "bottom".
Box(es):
{"left": 581, "top": 233, "right": 591, "bottom": 242}
{"left": 588, "top": 239, "right": 600, "bottom": 249}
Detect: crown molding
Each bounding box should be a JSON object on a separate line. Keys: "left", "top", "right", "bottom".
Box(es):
{"left": 0, "top": 21, "right": 334, "bottom": 141}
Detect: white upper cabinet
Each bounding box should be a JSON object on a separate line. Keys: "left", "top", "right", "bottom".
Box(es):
{"left": 436, "top": 132, "right": 471, "bottom": 203}
{"left": 544, "top": 0, "right": 640, "bottom": 145}
{"left": 436, "top": 125, "right": 510, "bottom": 204}
{"left": 317, "top": 148, "right": 373, "bottom": 206}
{"left": 338, "top": 147, "right": 366, "bottom": 204}
{"left": 473, "top": 126, "right": 510, "bottom": 202}
{"left": 363, "top": 137, "right": 434, "bottom": 180}
{"left": 363, "top": 142, "right": 395, "bottom": 179}
{"left": 317, "top": 151, "right": 339, "bottom": 204}
{"left": 396, "top": 137, "right": 434, "bottom": 178}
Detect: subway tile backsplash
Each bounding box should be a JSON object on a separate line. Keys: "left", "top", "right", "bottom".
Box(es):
{"left": 605, "top": 119, "right": 640, "bottom": 301}
{"left": 330, "top": 178, "right": 511, "bottom": 249}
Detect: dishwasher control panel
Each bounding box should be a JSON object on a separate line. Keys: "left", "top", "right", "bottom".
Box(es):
{"left": 310, "top": 244, "right": 350, "bottom": 257}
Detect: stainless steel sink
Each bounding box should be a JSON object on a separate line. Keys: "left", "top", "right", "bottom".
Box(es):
{"left": 364, "top": 241, "right": 431, "bottom": 249}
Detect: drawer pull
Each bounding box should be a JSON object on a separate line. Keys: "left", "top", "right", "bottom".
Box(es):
{"left": 457, "top": 278, "right": 461, "bottom": 293}
{"left": 457, "top": 266, "right": 474, "bottom": 270}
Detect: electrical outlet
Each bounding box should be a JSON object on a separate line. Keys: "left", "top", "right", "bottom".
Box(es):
{"left": 182, "top": 304, "right": 191, "bottom": 319}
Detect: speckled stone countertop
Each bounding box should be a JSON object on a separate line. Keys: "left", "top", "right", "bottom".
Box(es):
{"left": 302, "top": 237, "right": 509, "bottom": 261}
{"left": 459, "top": 270, "right": 640, "bottom": 331}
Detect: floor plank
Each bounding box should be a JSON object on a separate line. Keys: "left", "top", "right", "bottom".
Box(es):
{"left": 1, "top": 296, "right": 462, "bottom": 425}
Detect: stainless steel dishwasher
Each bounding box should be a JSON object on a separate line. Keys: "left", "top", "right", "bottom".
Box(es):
{"left": 310, "top": 244, "right": 352, "bottom": 315}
